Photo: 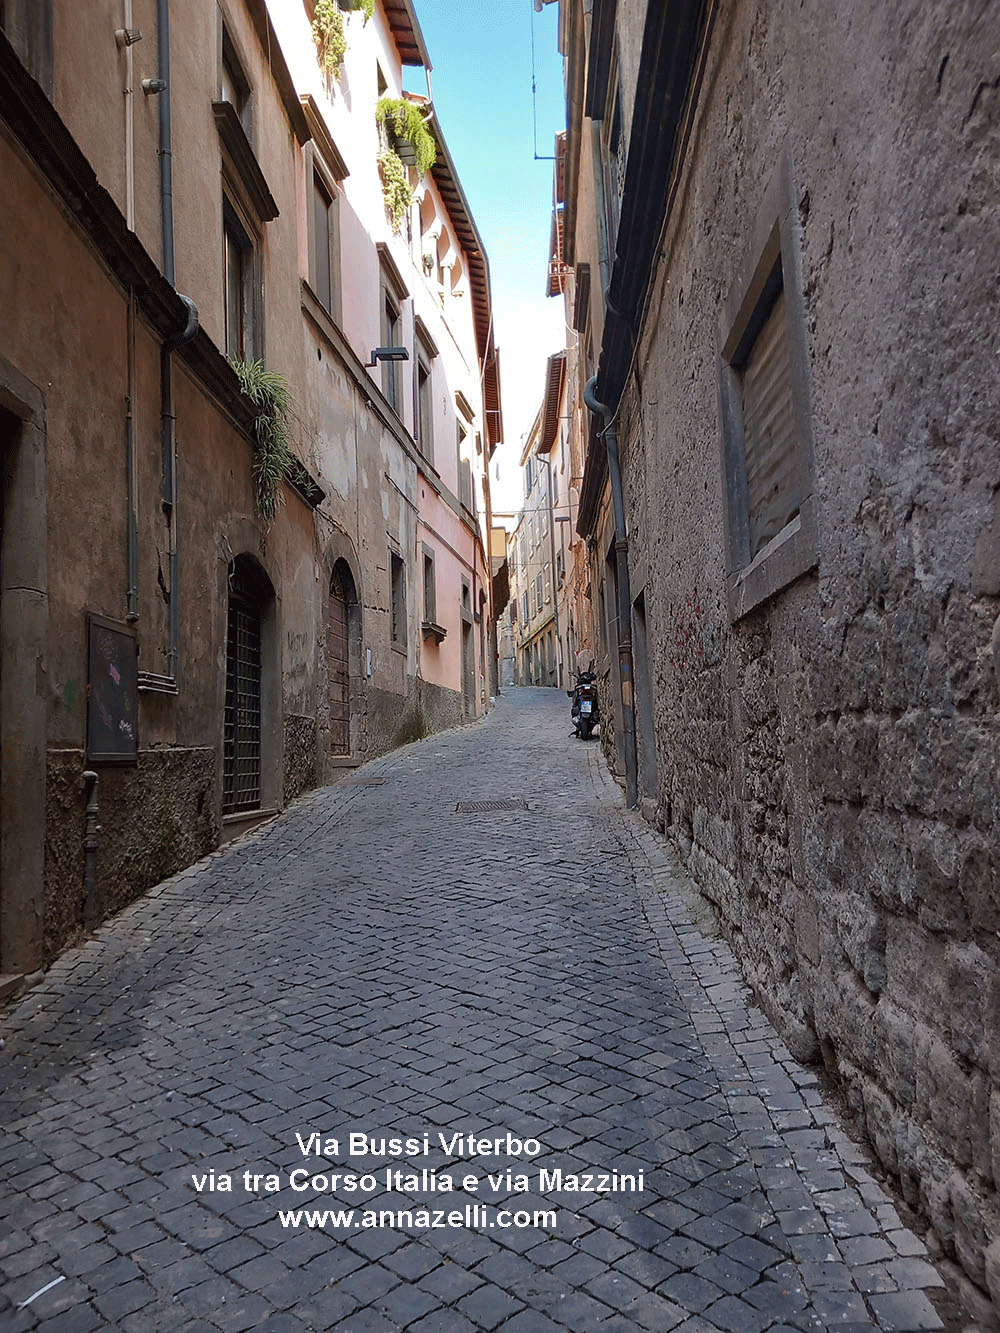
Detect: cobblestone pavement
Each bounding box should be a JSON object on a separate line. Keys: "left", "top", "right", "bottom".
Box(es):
{"left": 1, "top": 688, "right": 958, "bottom": 1332}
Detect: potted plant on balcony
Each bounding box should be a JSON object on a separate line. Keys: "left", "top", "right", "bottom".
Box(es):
{"left": 376, "top": 97, "right": 436, "bottom": 174}
{"left": 375, "top": 97, "right": 436, "bottom": 230}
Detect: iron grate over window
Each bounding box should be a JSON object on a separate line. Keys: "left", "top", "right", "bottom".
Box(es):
{"left": 455, "top": 799, "right": 529, "bottom": 814}
{"left": 223, "top": 566, "right": 263, "bottom": 814}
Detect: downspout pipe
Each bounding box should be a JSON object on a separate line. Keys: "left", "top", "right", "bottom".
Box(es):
{"left": 157, "top": 0, "right": 174, "bottom": 286}
{"left": 156, "top": 0, "right": 197, "bottom": 687}
{"left": 584, "top": 375, "right": 637, "bottom": 810}
{"left": 161, "top": 295, "right": 199, "bottom": 684}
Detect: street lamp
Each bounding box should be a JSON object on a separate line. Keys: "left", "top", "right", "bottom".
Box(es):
{"left": 365, "top": 347, "right": 409, "bottom": 368}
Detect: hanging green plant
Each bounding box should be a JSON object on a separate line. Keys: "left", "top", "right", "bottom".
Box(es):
{"left": 376, "top": 97, "right": 436, "bottom": 176}
{"left": 378, "top": 147, "right": 413, "bottom": 232}
{"left": 374, "top": 99, "right": 435, "bottom": 231}
{"left": 312, "top": 0, "right": 347, "bottom": 79}
{"left": 231, "top": 358, "right": 296, "bottom": 524}
{"left": 336, "top": 0, "right": 374, "bottom": 17}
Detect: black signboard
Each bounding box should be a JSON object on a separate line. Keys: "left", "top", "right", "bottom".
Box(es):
{"left": 86, "top": 615, "right": 139, "bottom": 764}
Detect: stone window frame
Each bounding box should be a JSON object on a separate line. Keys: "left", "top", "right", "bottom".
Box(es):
{"left": 301, "top": 99, "right": 348, "bottom": 327}
{"left": 377, "top": 245, "right": 408, "bottom": 416}
{"left": 414, "top": 320, "right": 437, "bottom": 467}
{"left": 717, "top": 144, "right": 818, "bottom": 622}
{"left": 219, "top": 22, "right": 253, "bottom": 138}
{"left": 389, "top": 549, "right": 407, "bottom": 651}
{"left": 222, "top": 193, "right": 262, "bottom": 363}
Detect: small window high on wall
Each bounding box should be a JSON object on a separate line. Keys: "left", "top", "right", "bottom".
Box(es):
{"left": 718, "top": 145, "right": 817, "bottom": 622}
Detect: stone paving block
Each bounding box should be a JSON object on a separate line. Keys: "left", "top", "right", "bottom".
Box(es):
{"left": 457, "top": 1280, "right": 526, "bottom": 1328}
{"left": 408, "top": 1307, "right": 480, "bottom": 1333}
{"left": 810, "top": 1288, "right": 877, "bottom": 1324}
{"left": 90, "top": 1277, "right": 155, "bottom": 1323}
{"left": 867, "top": 1289, "right": 946, "bottom": 1329}
{"left": 493, "top": 1309, "right": 567, "bottom": 1333}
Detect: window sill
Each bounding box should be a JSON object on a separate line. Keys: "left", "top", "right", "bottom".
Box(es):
{"left": 421, "top": 621, "right": 447, "bottom": 644}
{"left": 727, "top": 495, "right": 817, "bottom": 622}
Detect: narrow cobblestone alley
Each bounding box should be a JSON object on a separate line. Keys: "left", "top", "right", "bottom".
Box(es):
{"left": 1, "top": 690, "right": 956, "bottom": 1332}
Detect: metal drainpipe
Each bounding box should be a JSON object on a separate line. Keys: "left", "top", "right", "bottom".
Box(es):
{"left": 126, "top": 287, "right": 139, "bottom": 621}
{"left": 157, "top": 0, "right": 174, "bottom": 286}
{"left": 157, "top": 0, "right": 198, "bottom": 684}
{"left": 161, "top": 297, "right": 199, "bottom": 683}
{"left": 584, "top": 375, "right": 637, "bottom": 810}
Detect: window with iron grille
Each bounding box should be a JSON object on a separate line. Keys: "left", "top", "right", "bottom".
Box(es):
{"left": 718, "top": 146, "right": 817, "bottom": 622}
{"left": 223, "top": 556, "right": 269, "bottom": 813}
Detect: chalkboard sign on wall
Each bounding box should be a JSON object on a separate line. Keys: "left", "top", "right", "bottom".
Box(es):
{"left": 86, "top": 615, "right": 139, "bottom": 764}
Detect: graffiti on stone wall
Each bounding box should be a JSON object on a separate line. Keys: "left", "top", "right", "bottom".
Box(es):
{"left": 669, "top": 589, "right": 724, "bottom": 673}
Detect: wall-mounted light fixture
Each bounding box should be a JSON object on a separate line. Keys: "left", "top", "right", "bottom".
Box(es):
{"left": 142, "top": 78, "right": 167, "bottom": 94}
{"left": 365, "top": 347, "right": 409, "bottom": 368}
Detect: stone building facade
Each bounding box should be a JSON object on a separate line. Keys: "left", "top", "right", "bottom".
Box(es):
{"left": 558, "top": 0, "right": 1000, "bottom": 1310}
{"left": 0, "top": 0, "right": 499, "bottom": 989}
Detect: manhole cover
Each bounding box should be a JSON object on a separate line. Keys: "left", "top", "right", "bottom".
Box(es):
{"left": 455, "top": 799, "right": 529, "bottom": 813}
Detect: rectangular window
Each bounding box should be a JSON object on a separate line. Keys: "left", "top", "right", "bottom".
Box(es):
{"left": 223, "top": 201, "right": 256, "bottom": 361}
{"left": 417, "top": 352, "right": 434, "bottom": 462}
{"left": 220, "top": 28, "right": 251, "bottom": 134}
{"left": 377, "top": 246, "right": 408, "bottom": 417}
{"left": 422, "top": 549, "right": 436, "bottom": 625}
{"left": 382, "top": 293, "right": 401, "bottom": 412}
{"left": 311, "top": 170, "right": 338, "bottom": 317}
{"left": 740, "top": 285, "right": 797, "bottom": 558}
{"left": 536, "top": 572, "right": 543, "bottom": 610}
{"left": 390, "top": 552, "right": 406, "bottom": 647}
{"left": 601, "top": 70, "right": 625, "bottom": 246}
{"left": 718, "top": 147, "right": 817, "bottom": 621}
{"left": 522, "top": 591, "right": 529, "bottom": 625}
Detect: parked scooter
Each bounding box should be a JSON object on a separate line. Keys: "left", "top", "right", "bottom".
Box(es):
{"left": 568, "top": 666, "right": 600, "bottom": 739}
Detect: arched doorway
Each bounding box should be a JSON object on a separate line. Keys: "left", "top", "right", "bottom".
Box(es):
{"left": 328, "top": 561, "right": 357, "bottom": 756}
{"left": 223, "top": 555, "right": 273, "bottom": 814}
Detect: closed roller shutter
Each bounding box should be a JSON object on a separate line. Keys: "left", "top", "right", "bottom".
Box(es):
{"left": 740, "top": 286, "right": 800, "bottom": 558}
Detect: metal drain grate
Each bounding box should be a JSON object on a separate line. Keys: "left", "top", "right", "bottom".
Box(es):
{"left": 455, "top": 799, "right": 529, "bottom": 814}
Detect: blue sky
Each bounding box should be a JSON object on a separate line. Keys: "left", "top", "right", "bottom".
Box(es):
{"left": 405, "top": 1, "right": 567, "bottom": 512}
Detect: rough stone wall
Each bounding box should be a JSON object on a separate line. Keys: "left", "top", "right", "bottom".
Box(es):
{"left": 283, "top": 714, "right": 319, "bottom": 805}
{"left": 45, "top": 748, "right": 217, "bottom": 962}
{"left": 616, "top": 0, "right": 1000, "bottom": 1301}
{"left": 364, "top": 676, "right": 465, "bottom": 760}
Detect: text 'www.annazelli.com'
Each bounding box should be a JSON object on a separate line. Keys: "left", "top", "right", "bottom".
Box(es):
{"left": 278, "top": 1205, "right": 557, "bottom": 1231}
